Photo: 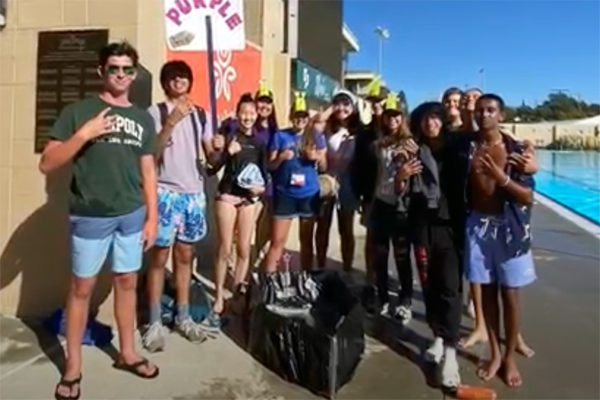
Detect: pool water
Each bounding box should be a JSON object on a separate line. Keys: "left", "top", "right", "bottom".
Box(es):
{"left": 535, "top": 150, "right": 599, "bottom": 224}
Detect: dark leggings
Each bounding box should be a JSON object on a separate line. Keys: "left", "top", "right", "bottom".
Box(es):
{"left": 414, "top": 222, "right": 462, "bottom": 344}
{"left": 371, "top": 200, "right": 413, "bottom": 306}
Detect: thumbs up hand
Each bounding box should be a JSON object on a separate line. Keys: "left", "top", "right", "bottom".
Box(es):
{"left": 227, "top": 137, "right": 242, "bottom": 156}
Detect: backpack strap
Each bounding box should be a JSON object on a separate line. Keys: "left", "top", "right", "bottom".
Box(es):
{"left": 158, "top": 102, "right": 169, "bottom": 127}
{"left": 195, "top": 106, "right": 206, "bottom": 131}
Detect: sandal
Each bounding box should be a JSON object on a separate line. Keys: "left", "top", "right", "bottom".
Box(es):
{"left": 54, "top": 375, "right": 82, "bottom": 400}
{"left": 114, "top": 358, "right": 159, "bottom": 379}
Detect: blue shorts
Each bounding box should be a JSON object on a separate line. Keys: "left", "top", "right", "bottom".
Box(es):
{"left": 273, "top": 192, "right": 319, "bottom": 219}
{"left": 464, "top": 212, "right": 536, "bottom": 288}
{"left": 156, "top": 187, "right": 207, "bottom": 247}
{"left": 70, "top": 207, "right": 146, "bottom": 278}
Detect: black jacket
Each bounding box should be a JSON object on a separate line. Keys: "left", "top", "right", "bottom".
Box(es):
{"left": 350, "top": 121, "right": 379, "bottom": 204}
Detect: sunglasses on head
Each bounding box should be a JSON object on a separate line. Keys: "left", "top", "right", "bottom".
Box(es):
{"left": 105, "top": 65, "right": 136, "bottom": 76}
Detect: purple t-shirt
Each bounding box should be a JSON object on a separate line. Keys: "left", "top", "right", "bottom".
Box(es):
{"left": 148, "top": 102, "right": 213, "bottom": 194}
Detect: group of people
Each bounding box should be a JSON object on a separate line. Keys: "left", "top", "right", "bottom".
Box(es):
{"left": 41, "top": 42, "right": 539, "bottom": 400}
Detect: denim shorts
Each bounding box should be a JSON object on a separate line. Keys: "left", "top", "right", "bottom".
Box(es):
{"left": 464, "top": 211, "right": 536, "bottom": 288}
{"left": 273, "top": 192, "right": 320, "bottom": 219}
{"left": 69, "top": 207, "right": 146, "bottom": 278}
{"left": 156, "top": 187, "right": 207, "bottom": 247}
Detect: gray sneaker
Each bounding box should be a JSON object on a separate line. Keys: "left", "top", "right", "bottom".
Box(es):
{"left": 175, "top": 317, "right": 208, "bottom": 343}
{"left": 142, "top": 322, "right": 167, "bottom": 353}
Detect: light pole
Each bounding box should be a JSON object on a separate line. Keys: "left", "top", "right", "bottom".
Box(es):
{"left": 375, "top": 26, "right": 389, "bottom": 77}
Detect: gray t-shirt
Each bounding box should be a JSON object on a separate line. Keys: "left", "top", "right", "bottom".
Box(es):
{"left": 374, "top": 142, "right": 402, "bottom": 206}
{"left": 148, "top": 102, "right": 213, "bottom": 194}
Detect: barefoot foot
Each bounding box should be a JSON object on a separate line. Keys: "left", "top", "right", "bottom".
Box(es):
{"left": 502, "top": 357, "right": 523, "bottom": 388}
{"left": 459, "top": 328, "right": 488, "bottom": 349}
{"left": 477, "top": 357, "right": 502, "bottom": 382}
{"left": 516, "top": 334, "right": 535, "bottom": 358}
{"left": 212, "top": 298, "right": 225, "bottom": 315}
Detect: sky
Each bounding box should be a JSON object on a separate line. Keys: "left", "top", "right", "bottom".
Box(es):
{"left": 343, "top": 0, "right": 600, "bottom": 108}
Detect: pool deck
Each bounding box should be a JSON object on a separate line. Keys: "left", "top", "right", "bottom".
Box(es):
{"left": 1, "top": 201, "right": 599, "bottom": 399}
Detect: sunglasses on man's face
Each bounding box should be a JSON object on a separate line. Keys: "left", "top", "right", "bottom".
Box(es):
{"left": 105, "top": 65, "right": 136, "bottom": 76}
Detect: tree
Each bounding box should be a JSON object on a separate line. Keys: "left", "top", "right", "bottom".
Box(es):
{"left": 504, "top": 93, "right": 599, "bottom": 122}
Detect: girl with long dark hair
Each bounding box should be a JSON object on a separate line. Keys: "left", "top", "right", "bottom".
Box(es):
{"left": 316, "top": 89, "right": 362, "bottom": 271}
{"left": 209, "top": 93, "right": 268, "bottom": 328}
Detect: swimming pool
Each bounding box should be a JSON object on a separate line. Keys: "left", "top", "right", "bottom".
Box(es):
{"left": 535, "top": 150, "right": 599, "bottom": 224}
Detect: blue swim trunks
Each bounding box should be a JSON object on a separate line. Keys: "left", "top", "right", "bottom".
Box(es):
{"left": 70, "top": 206, "right": 146, "bottom": 278}
{"left": 156, "top": 187, "right": 208, "bottom": 247}
{"left": 464, "top": 211, "right": 536, "bottom": 288}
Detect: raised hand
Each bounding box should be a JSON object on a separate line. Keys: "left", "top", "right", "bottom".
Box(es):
{"left": 402, "top": 138, "right": 419, "bottom": 155}
{"left": 397, "top": 158, "right": 423, "bottom": 181}
{"left": 279, "top": 149, "right": 295, "bottom": 161}
{"left": 480, "top": 153, "right": 507, "bottom": 183}
{"left": 509, "top": 141, "right": 538, "bottom": 174}
{"left": 78, "top": 107, "right": 115, "bottom": 141}
{"left": 227, "top": 137, "right": 242, "bottom": 156}
{"left": 166, "top": 98, "right": 194, "bottom": 127}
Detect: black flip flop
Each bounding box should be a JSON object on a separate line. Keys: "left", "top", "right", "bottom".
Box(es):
{"left": 54, "top": 375, "right": 82, "bottom": 400}
{"left": 114, "top": 358, "right": 159, "bottom": 379}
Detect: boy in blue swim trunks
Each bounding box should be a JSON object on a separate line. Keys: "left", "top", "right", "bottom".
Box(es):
{"left": 464, "top": 94, "right": 535, "bottom": 388}
{"left": 40, "top": 42, "right": 159, "bottom": 400}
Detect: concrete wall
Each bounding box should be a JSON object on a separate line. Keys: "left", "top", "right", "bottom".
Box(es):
{"left": 244, "top": 0, "right": 264, "bottom": 46}
{"left": 260, "top": 0, "right": 289, "bottom": 127}
{"left": 297, "top": 0, "right": 342, "bottom": 81}
{"left": 0, "top": 0, "right": 166, "bottom": 321}
{"left": 503, "top": 122, "right": 599, "bottom": 147}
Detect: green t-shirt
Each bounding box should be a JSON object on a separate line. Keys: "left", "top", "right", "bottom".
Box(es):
{"left": 48, "top": 96, "right": 156, "bottom": 217}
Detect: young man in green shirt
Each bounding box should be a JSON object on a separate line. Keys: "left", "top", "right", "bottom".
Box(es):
{"left": 39, "top": 42, "right": 159, "bottom": 400}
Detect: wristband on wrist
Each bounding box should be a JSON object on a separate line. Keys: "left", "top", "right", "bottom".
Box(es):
{"left": 500, "top": 175, "right": 510, "bottom": 187}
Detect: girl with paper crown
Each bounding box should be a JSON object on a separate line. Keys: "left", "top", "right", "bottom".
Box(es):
{"left": 370, "top": 91, "right": 416, "bottom": 324}
{"left": 251, "top": 80, "right": 280, "bottom": 267}
{"left": 262, "top": 91, "right": 327, "bottom": 272}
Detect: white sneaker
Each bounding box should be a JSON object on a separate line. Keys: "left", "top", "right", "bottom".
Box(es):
{"left": 441, "top": 346, "right": 461, "bottom": 389}
{"left": 395, "top": 305, "right": 412, "bottom": 325}
{"left": 380, "top": 302, "right": 391, "bottom": 317}
{"left": 142, "top": 321, "right": 167, "bottom": 353}
{"left": 175, "top": 317, "right": 208, "bottom": 343}
{"left": 425, "top": 336, "right": 444, "bottom": 364}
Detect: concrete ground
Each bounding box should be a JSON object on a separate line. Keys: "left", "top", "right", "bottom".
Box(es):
{"left": 0, "top": 202, "right": 598, "bottom": 399}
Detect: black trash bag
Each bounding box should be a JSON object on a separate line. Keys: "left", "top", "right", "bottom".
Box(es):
{"left": 257, "top": 269, "right": 321, "bottom": 316}
{"left": 248, "top": 270, "right": 365, "bottom": 399}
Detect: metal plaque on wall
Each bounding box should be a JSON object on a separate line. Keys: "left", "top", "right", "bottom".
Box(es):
{"left": 34, "top": 30, "right": 108, "bottom": 153}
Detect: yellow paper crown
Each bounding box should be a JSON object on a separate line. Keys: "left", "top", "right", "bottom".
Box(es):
{"left": 256, "top": 80, "right": 273, "bottom": 99}
{"left": 384, "top": 92, "right": 399, "bottom": 112}
{"left": 293, "top": 91, "right": 307, "bottom": 113}
{"left": 366, "top": 76, "right": 382, "bottom": 98}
